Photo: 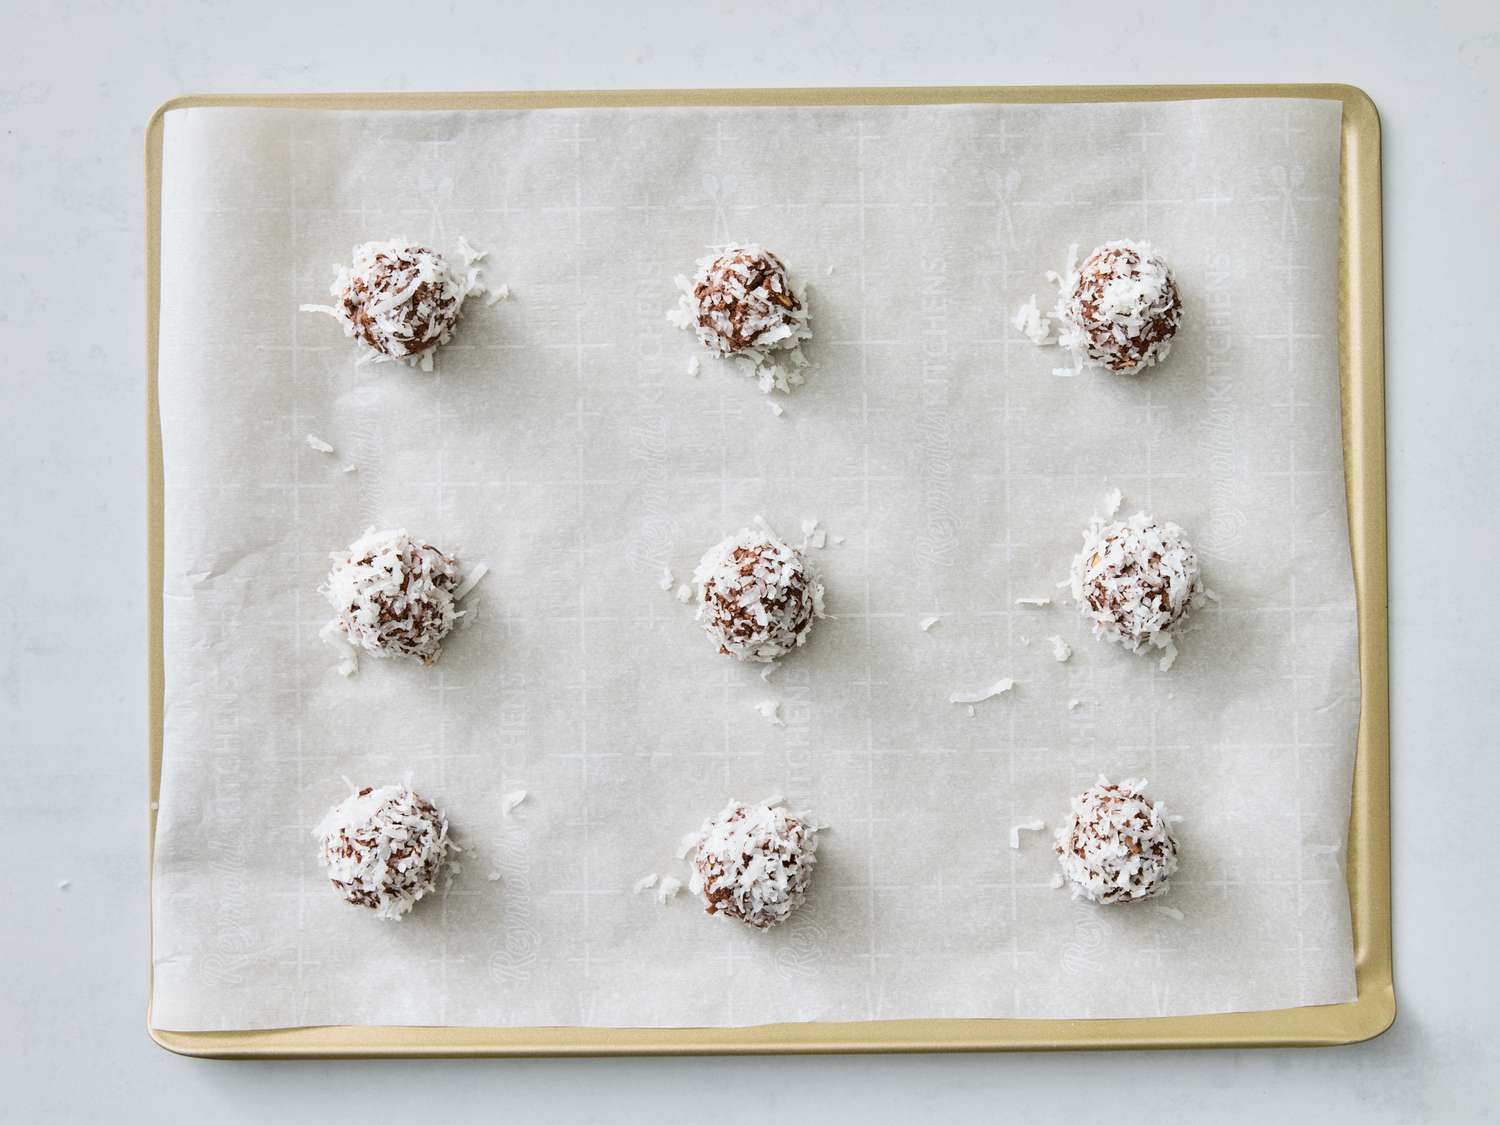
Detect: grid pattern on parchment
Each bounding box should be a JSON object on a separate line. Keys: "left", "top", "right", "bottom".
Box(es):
{"left": 150, "top": 98, "right": 1357, "bottom": 1031}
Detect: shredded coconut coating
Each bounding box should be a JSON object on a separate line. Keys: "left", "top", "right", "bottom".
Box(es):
{"left": 1056, "top": 240, "right": 1182, "bottom": 374}
{"left": 315, "top": 784, "right": 455, "bottom": 920}
{"left": 322, "top": 527, "right": 461, "bottom": 665}
{"left": 1055, "top": 778, "right": 1179, "bottom": 904}
{"left": 668, "top": 245, "right": 812, "bottom": 393}
{"left": 686, "top": 799, "right": 819, "bottom": 930}
{"left": 319, "top": 240, "right": 475, "bottom": 369}
{"left": 1070, "top": 511, "right": 1203, "bottom": 654}
{"left": 693, "top": 527, "right": 824, "bottom": 662}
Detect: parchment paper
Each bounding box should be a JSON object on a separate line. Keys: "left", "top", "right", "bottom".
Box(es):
{"left": 151, "top": 98, "right": 1357, "bottom": 1031}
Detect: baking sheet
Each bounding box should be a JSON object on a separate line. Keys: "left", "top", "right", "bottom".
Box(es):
{"left": 151, "top": 96, "right": 1359, "bottom": 1032}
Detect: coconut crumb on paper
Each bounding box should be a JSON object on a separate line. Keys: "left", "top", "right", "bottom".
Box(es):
{"left": 686, "top": 355, "right": 700, "bottom": 376}
{"left": 1019, "top": 635, "right": 1030, "bottom": 646}
{"left": 949, "top": 678, "right": 1014, "bottom": 706}
{"left": 825, "top": 264, "right": 835, "bottom": 275}
{"left": 1049, "top": 873, "right": 1066, "bottom": 889}
{"left": 1103, "top": 487, "right": 1123, "bottom": 518}
{"left": 484, "top": 284, "right": 510, "bottom": 306}
{"left": 798, "top": 517, "right": 829, "bottom": 551}
{"left": 754, "top": 699, "right": 785, "bottom": 726}
{"left": 501, "top": 790, "right": 528, "bottom": 815}
{"left": 1048, "top": 635, "right": 1072, "bottom": 662}
{"left": 342, "top": 463, "right": 357, "bottom": 473}
{"left": 1009, "top": 820, "right": 1046, "bottom": 849}
{"left": 832, "top": 534, "right": 846, "bottom": 545}
{"left": 768, "top": 401, "right": 785, "bottom": 417}
{"left": 674, "top": 583, "right": 693, "bottom": 603}
{"left": 919, "top": 615, "right": 941, "bottom": 632}
{"left": 318, "top": 619, "right": 359, "bottom": 677}
{"left": 1012, "top": 294, "right": 1055, "bottom": 345}
{"left": 1158, "top": 639, "right": 1180, "bottom": 672}
{"left": 451, "top": 562, "right": 489, "bottom": 602}
{"left": 56, "top": 879, "right": 71, "bottom": 891}
{"left": 486, "top": 871, "right": 502, "bottom": 882}
{"left": 455, "top": 235, "right": 487, "bottom": 265}
{"left": 658, "top": 566, "right": 675, "bottom": 591}
{"left": 305, "top": 433, "right": 335, "bottom": 454}
{"left": 1067, "top": 698, "right": 1082, "bottom": 711}
{"left": 1155, "top": 905, "right": 1185, "bottom": 921}
{"left": 632, "top": 873, "right": 658, "bottom": 894}
{"left": 654, "top": 876, "right": 683, "bottom": 904}
{"left": 1016, "top": 597, "right": 1051, "bottom": 607}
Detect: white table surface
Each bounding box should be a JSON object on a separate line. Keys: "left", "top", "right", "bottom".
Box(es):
{"left": 3, "top": 1, "right": 1494, "bottom": 1120}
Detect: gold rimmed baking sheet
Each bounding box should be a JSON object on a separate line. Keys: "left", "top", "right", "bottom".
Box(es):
{"left": 145, "top": 84, "right": 1390, "bottom": 1056}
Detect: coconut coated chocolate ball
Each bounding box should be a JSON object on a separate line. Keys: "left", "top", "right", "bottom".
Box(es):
{"left": 315, "top": 784, "right": 455, "bottom": 920}
{"left": 1055, "top": 778, "right": 1179, "bottom": 904}
{"left": 1058, "top": 240, "right": 1182, "bottom": 374}
{"left": 685, "top": 799, "right": 819, "bottom": 929}
{"left": 1070, "top": 511, "right": 1203, "bottom": 657}
{"left": 692, "top": 526, "right": 823, "bottom": 662}
{"left": 668, "top": 244, "right": 812, "bottom": 393}
{"left": 312, "top": 240, "right": 472, "bottom": 370}
{"left": 322, "top": 527, "right": 462, "bottom": 666}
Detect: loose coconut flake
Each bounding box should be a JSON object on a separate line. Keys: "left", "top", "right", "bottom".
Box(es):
{"left": 949, "top": 678, "right": 1014, "bottom": 706}
{"left": 754, "top": 699, "right": 785, "bottom": 726}
{"left": 632, "top": 873, "right": 659, "bottom": 894}
{"left": 1012, "top": 294, "right": 1055, "bottom": 345}
{"left": 450, "top": 562, "right": 489, "bottom": 603}
{"left": 1016, "top": 597, "right": 1051, "bottom": 607}
{"left": 1009, "top": 819, "right": 1047, "bottom": 849}
{"left": 501, "top": 790, "right": 527, "bottom": 815}
{"left": 1048, "top": 635, "right": 1073, "bottom": 663}
{"left": 919, "top": 615, "right": 941, "bottom": 632}
{"left": 655, "top": 876, "right": 683, "bottom": 904}
{"left": 305, "top": 433, "right": 335, "bottom": 454}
